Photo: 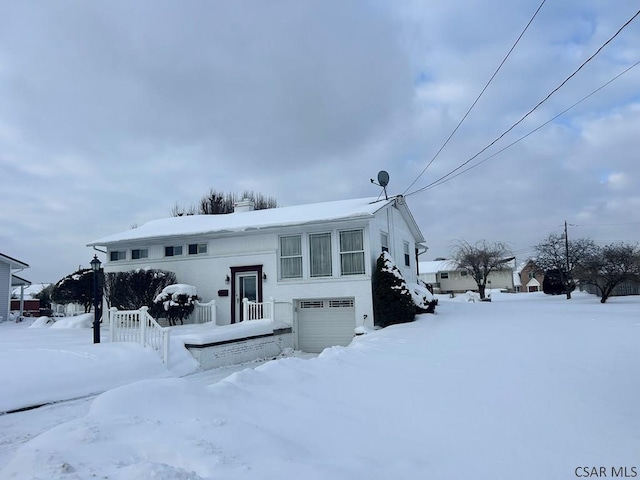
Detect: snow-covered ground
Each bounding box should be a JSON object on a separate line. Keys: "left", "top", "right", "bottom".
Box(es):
{"left": 1, "top": 291, "right": 638, "bottom": 479}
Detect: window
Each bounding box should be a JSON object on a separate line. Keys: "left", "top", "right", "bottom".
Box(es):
{"left": 309, "top": 232, "right": 332, "bottom": 277}
{"left": 460, "top": 270, "right": 468, "bottom": 277}
{"left": 280, "top": 235, "right": 302, "bottom": 279}
{"left": 528, "top": 272, "right": 535, "bottom": 279}
{"left": 131, "top": 249, "right": 148, "bottom": 260}
{"left": 188, "top": 243, "right": 207, "bottom": 255}
{"left": 164, "top": 245, "right": 183, "bottom": 257}
{"left": 403, "top": 241, "right": 411, "bottom": 267}
{"left": 380, "top": 232, "right": 389, "bottom": 253}
{"left": 440, "top": 272, "right": 449, "bottom": 279}
{"left": 340, "top": 229, "right": 365, "bottom": 275}
{"left": 300, "top": 300, "right": 324, "bottom": 309}
{"left": 110, "top": 250, "right": 126, "bottom": 262}
{"left": 329, "top": 299, "right": 354, "bottom": 308}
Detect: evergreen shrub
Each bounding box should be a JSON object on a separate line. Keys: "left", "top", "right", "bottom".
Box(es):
{"left": 372, "top": 252, "right": 416, "bottom": 328}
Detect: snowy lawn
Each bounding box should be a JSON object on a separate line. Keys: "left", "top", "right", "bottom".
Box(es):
{"left": 0, "top": 314, "right": 200, "bottom": 414}
{"left": 1, "top": 291, "right": 639, "bottom": 479}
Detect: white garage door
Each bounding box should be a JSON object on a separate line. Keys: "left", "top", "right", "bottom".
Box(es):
{"left": 297, "top": 298, "right": 356, "bottom": 353}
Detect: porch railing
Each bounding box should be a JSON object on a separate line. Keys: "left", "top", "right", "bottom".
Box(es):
{"left": 189, "top": 300, "right": 217, "bottom": 324}
{"left": 242, "top": 297, "right": 275, "bottom": 322}
{"left": 109, "top": 307, "right": 170, "bottom": 364}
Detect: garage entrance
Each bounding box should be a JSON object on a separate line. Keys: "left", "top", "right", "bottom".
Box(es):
{"left": 297, "top": 298, "right": 356, "bottom": 353}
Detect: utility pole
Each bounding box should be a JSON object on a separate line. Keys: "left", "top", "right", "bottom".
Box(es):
{"left": 564, "top": 220, "right": 571, "bottom": 300}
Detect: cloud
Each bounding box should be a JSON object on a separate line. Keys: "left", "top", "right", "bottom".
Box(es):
{"left": 1, "top": 0, "right": 639, "bottom": 281}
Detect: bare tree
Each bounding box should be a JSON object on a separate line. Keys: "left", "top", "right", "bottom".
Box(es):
{"left": 170, "top": 202, "right": 198, "bottom": 217}
{"left": 171, "top": 190, "right": 277, "bottom": 216}
{"left": 533, "top": 233, "right": 597, "bottom": 299}
{"left": 451, "top": 240, "right": 512, "bottom": 299}
{"left": 574, "top": 243, "right": 640, "bottom": 303}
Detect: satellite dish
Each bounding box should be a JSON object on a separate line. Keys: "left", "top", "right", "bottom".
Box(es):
{"left": 377, "top": 171, "right": 389, "bottom": 187}
{"left": 370, "top": 170, "right": 390, "bottom": 200}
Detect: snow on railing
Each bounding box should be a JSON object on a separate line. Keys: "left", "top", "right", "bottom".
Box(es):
{"left": 190, "top": 300, "right": 217, "bottom": 325}
{"left": 109, "top": 307, "right": 170, "bottom": 364}
{"left": 242, "top": 297, "right": 275, "bottom": 322}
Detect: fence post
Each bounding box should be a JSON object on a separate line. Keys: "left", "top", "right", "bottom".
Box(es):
{"left": 242, "top": 298, "right": 248, "bottom": 322}
{"left": 163, "top": 330, "right": 170, "bottom": 364}
{"left": 210, "top": 300, "right": 217, "bottom": 325}
{"left": 268, "top": 297, "right": 275, "bottom": 321}
{"left": 109, "top": 307, "right": 118, "bottom": 343}
{"left": 140, "top": 306, "right": 149, "bottom": 347}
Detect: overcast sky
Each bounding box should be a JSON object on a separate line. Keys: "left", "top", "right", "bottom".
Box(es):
{"left": 2, "top": 0, "right": 639, "bottom": 283}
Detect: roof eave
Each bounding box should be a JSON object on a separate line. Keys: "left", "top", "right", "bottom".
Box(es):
{"left": 87, "top": 213, "right": 377, "bottom": 248}
{"left": 0, "top": 253, "right": 29, "bottom": 269}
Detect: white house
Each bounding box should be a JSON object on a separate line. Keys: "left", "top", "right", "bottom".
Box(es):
{"left": 419, "top": 259, "right": 515, "bottom": 294}
{"left": 0, "top": 253, "right": 30, "bottom": 323}
{"left": 87, "top": 196, "right": 426, "bottom": 353}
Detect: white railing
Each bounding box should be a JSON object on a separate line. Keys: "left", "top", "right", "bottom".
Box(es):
{"left": 109, "top": 307, "right": 170, "bottom": 364}
{"left": 242, "top": 297, "right": 275, "bottom": 322}
{"left": 189, "top": 300, "right": 217, "bottom": 325}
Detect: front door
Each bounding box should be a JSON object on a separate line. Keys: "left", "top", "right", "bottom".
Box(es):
{"left": 231, "top": 265, "right": 263, "bottom": 323}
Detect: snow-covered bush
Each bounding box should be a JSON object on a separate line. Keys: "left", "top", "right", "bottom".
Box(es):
{"left": 153, "top": 284, "right": 199, "bottom": 326}
{"left": 407, "top": 282, "right": 437, "bottom": 314}
{"left": 372, "top": 252, "right": 415, "bottom": 328}
{"left": 28, "top": 316, "right": 55, "bottom": 328}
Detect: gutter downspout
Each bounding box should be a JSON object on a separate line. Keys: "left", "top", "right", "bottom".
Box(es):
{"left": 416, "top": 244, "right": 428, "bottom": 276}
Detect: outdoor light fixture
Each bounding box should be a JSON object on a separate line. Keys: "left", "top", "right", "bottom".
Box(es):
{"left": 225, "top": 275, "right": 230, "bottom": 284}
{"left": 262, "top": 272, "right": 267, "bottom": 281}
{"left": 90, "top": 255, "right": 102, "bottom": 344}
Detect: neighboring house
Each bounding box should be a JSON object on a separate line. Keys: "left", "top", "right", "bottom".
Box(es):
{"left": 10, "top": 283, "right": 51, "bottom": 316}
{"left": 0, "top": 253, "right": 30, "bottom": 322}
{"left": 515, "top": 260, "right": 544, "bottom": 293}
{"left": 418, "top": 259, "right": 515, "bottom": 294}
{"left": 87, "top": 196, "right": 426, "bottom": 353}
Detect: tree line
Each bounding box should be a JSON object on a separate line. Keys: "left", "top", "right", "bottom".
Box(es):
{"left": 171, "top": 189, "right": 277, "bottom": 216}
{"left": 449, "top": 235, "right": 640, "bottom": 303}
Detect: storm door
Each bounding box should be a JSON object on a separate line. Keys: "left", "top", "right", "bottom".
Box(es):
{"left": 231, "top": 265, "right": 263, "bottom": 323}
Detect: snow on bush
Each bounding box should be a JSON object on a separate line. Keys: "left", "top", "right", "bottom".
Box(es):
{"left": 154, "top": 284, "right": 199, "bottom": 326}
{"left": 50, "top": 313, "right": 94, "bottom": 329}
{"left": 407, "top": 282, "right": 436, "bottom": 313}
{"left": 28, "top": 316, "right": 55, "bottom": 328}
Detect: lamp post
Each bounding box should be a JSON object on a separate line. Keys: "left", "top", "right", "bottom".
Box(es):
{"left": 90, "top": 255, "right": 102, "bottom": 344}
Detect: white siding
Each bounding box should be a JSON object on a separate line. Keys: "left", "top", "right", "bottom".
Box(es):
{"left": 370, "top": 203, "right": 419, "bottom": 283}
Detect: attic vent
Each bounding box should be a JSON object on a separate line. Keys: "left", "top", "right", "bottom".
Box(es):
{"left": 234, "top": 198, "right": 255, "bottom": 213}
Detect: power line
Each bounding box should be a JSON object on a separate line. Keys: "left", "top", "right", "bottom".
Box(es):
{"left": 409, "top": 58, "right": 640, "bottom": 192}
{"left": 406, "top": 8, "right": 640, "bottom": 197}
{"left": 401, "top": 0, "right": 547, "bottom": 195}
{"left": 574, "top": 222, "right": 640, "bottom": 229}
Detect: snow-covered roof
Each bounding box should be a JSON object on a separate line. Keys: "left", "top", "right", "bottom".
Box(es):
{"left": 513, "top": 271, "right": 522, "bottom": 288}
{"left": 11, "top": 276, "right": 33, "bottom": 290}
{"left": 418, "top": 260, "right": 457, "bottom": 274}
{"left": 88, "top": 196, "right": 419, "bottom": 246}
